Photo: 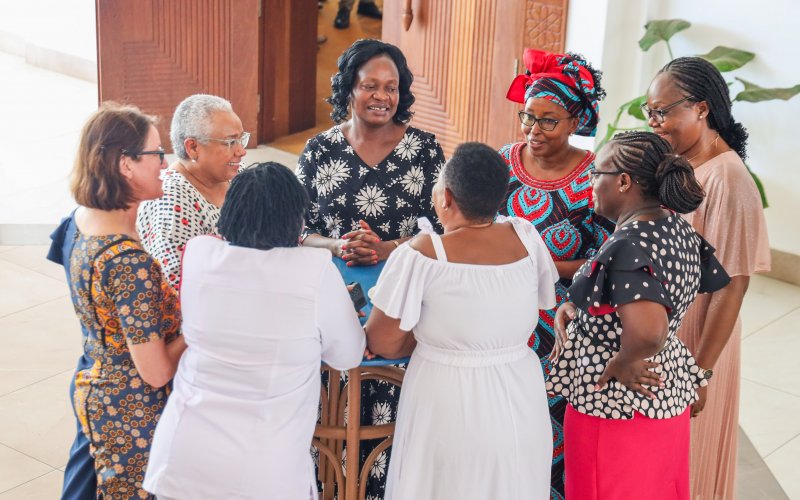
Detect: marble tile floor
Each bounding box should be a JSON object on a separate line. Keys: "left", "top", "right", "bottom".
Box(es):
{"left": 0, "top": 245, "right": 795, "bottom": 498}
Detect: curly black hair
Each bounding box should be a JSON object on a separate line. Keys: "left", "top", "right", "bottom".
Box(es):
{"left": 660, "top": 56, "right": 749, "bottom": 159}
{"left": 609, "top": 131, "right": 705, "bottom": 214}
{"left": 564, "top": 52, "right": 607, "bottom": 101}
{"left": 218, "top": 162, "right": 309, "bottom": 250}
{"left": 327, "top": 39, "right": 415, "bottom": 124}
{"left": 444, "top": 142, "right": 509, "bottom": 220}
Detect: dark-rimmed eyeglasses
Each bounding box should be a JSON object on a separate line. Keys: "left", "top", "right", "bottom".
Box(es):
{"left": 122, "top": 148, "right": 166, "bottom": 163}
{"left": 517, "top": 111, "right": 566, "bottom": 131}
{"left": 588, "top": 167, "right": 624, "bottom": 180}
{"left": 200, "top": 131, "right": 251, "bottom": 150}
{"left": 640, "top": 95, "right": 696, "bottom": 124}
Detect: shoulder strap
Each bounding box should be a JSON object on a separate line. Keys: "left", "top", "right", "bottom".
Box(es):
{"left": 429, "top": 233, "right": 448, "bottom": 262}
{"left": 507, "top": 218, "right": 543, "bottom": 266}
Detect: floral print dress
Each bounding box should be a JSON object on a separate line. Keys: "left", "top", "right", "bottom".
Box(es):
{"left": 69, "top": 233, "right": 181, "bottom": 500}
{"left": 297, "top": 125, "right": 445, "bottom": 499}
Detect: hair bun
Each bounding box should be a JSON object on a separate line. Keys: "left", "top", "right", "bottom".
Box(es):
{"left": 655, "top": 154, "right": 705, "bottom": 213}
{"left": 655, "top": 155, "right": 690, "bottom": 182}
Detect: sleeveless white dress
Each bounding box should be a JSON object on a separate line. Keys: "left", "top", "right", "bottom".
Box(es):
{"left": 372, "top": 217, "right": 558, "bottom": 500}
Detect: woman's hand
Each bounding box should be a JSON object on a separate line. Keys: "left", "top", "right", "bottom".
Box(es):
{"left": 595, "top": 354, "right": 663, "bottom": 399}
{"left": 691, "top": 385, "right": 708, "bottom": 418}
{"left": 341, "top": 220, "right": 393, "bottom": 266}
{"left": 549, "top": 302, "right": 577, "bottom": 363}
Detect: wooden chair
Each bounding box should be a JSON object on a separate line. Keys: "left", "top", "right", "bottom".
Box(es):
{"left": 314, "top": 359, "right": 407, "bottom": 500}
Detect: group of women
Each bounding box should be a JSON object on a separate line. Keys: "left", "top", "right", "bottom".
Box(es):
{"left": 48, "top": 36, "right": 769, "bottom": 500}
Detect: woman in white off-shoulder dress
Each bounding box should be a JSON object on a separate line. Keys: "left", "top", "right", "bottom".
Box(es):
{"left": 366, "top": 143, "right": 558, "bottom": 500}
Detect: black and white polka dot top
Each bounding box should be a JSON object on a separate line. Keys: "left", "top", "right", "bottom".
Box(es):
{"left": 546, "top": 214, "right": 730, "bottom": 419}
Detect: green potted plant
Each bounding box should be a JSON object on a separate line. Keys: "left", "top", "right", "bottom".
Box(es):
{"left": 598, "top": 19, "right": 800, "bottom": 207}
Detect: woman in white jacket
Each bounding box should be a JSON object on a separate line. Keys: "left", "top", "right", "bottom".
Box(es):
{"left": 144, "top": 162, "right": 366, "bottom": 500}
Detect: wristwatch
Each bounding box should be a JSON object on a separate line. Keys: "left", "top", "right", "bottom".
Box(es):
{"left": 699, "top": 367, "right": 714, "bottom": 380}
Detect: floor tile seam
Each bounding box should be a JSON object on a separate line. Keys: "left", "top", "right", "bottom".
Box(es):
{"left": 741, "top": 377, "right": 800, "bottom": 399}
{"left": 0, "top": 468, "right": 59, "bottom": 495}
{"left": 0, "top": 255, "right": 67, "bottom": 284}
{"left": 0, "top": 367, "right": 73, "bottom": 399}
{"left": 0, "top": 443, "right": 57, "bottom": 485}
{"left": 764, "top": 430, "right": 800, "bottom": 459}
{"left": 0, "top": 293, "right": 69, "bottom": 321}
{"left": 742, "top": 305, "right": 800, "bottom": 340}
{"left": 0, "top": 442, "right": 60, "bottom": 470}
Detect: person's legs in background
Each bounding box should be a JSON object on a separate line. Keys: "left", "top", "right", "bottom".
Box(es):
{"left": 61, "top": 376, "right": 96, "bottom": 500}
{"left": 334, "top": 0, "right": 382, "bottom": 29}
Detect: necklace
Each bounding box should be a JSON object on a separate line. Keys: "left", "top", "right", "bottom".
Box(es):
{"left": 451, "top": 221, "right": 493, "bottom": 231}
{"left": 687, "top": 133, "right": 720, "bottom": 165}
{"left": 616, "top": 205, "right": 664, "bottom": 228}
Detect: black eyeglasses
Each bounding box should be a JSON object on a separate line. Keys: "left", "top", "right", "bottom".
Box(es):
{"left": 517, "top": 111, "right": 567, "bottom": 131}
{"left": 588, "top": 167, "right": 624, "bottom": 180}
{"left": 640, "top": 95, "right": 696, "bottom": 124}
{"left": 122, "top": 148, "right": 166, "bottom": 163}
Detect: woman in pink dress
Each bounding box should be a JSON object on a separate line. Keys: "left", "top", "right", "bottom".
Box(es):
{"left": 644, "top": 56, "right": 771, "bottom": 499}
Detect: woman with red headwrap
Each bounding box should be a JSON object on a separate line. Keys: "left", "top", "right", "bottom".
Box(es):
{"left": 498, "top": 49, "right": 614, "bottom": 499}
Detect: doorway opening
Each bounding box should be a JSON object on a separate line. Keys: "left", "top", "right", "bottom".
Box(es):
{"left": 266, "top": 0, "right": 383, "bottom": 154}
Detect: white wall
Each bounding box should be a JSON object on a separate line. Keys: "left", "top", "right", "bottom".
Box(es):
{"left": 566, "top": 0, "right": 800, "bottom": 254}
{"left": 0, "top": 0, "right": 96, "bottom": 62}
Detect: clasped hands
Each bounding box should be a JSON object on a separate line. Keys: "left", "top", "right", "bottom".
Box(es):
{"left": 337, "top": 220, "right": 394, "bottom": 266}
{"left": 550, "top": 302, "right": 665, "bottom": 400}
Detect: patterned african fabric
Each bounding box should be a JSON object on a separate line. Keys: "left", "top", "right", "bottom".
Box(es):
{"left": 137, "top": 169, "right": 222, "bottom": 290}
{"left": 297, "top": 125, "right": 444, "bottom": 499}
{"left": 68, "top": 233, "right": 181, "bottom": 500}
{"left": 498, "top": 142, "right": 614, "bottom": 500}
{"left": 548, "top": 214, "right": 730, "bottom": 419}
{"left": 506, "top": 50, "right": 601, "bottom": 137}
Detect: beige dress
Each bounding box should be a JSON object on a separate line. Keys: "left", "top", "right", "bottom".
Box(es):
{"left": 679, "top": 151, "right": 771, "bottom": 499}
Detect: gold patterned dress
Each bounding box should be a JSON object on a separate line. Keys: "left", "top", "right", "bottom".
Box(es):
{"left": 68, "top": 233, "right": 181, "bottom": 500}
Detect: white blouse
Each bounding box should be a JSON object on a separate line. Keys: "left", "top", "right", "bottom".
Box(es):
{"left": 137, "top": 169, "right": 221, "bottom": 289}
{"left": 143, "top": 236, "right": 366, "bottom": 500}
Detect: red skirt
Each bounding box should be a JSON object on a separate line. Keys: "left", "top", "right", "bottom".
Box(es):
{"left": 564, "top": 404, "right": 690, "bottom": 500}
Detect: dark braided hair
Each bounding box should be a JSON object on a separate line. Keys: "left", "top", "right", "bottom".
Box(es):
{"left": 660, "top": 56, "right": 749, "bottom": 159}
{"left": 609, "top": 131, "right": 705, "bottom": 214}
{"left": 444, "top": 142, "right": 509, "bottom": 220}
{"left": 218, "top": 162, "right": 309, "bottom": 250}
{"left": 327, "top": 39, "right": 415, "bottom": 124}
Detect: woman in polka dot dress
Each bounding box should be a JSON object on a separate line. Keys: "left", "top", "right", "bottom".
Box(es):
{"left": 547, "top": 132, "right": 730, "bottom": 499}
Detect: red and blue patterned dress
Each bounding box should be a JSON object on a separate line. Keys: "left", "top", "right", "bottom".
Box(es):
{"left": 498, "top": 142, "right": 614, "bottom": 500}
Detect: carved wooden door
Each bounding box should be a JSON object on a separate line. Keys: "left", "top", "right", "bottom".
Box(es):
{"left": 96, "top": 0, "right": 260, "bottom": 152}
{"left": 382, "top": 0, "right": 569, "bottom": 156}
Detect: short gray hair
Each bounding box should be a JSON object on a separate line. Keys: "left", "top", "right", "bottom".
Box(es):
{"left": 170, "top": 94, "right": 233, "bottom": 159}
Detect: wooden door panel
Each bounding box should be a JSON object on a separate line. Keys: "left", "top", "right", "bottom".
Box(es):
{"left": 383, "top": 0, "right": 569, "bottom": 156}
{"left": 96, "top": 0, "right": 259, "bottom": 152}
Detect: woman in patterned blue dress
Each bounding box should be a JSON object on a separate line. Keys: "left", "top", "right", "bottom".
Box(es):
{"left": 296, "top": 39, "right": 445, "bottom": 499}
{"left": 498, "top": 49, "right": 614, "bottom": 500}
{"left": 66, "top": 103, "right": 186, "bottom": 499}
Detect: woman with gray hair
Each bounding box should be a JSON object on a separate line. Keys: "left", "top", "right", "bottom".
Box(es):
{"left": 137, "top": 93, "right": 248, "bottom": 288}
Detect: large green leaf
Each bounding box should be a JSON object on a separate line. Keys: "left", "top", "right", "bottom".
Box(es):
{"left": 639, "top": 19, "right": 691, "bottom": 51}
{"left": 734, "top": 78, "right": 800, "bottom": 102}
{"left": 625, "top": 95, "right": 648, "bottom": 121}
{"left": 696, "top": 46, "right": 755, "bottom": 72}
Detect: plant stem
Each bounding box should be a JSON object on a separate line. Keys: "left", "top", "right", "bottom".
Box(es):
{"left": 666, "top": 41, "right": 674, "bottom": 61}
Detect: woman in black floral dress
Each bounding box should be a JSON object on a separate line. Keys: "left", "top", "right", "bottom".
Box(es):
{"left": 296, "top": 39, "right": 445, "bottom": 498}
